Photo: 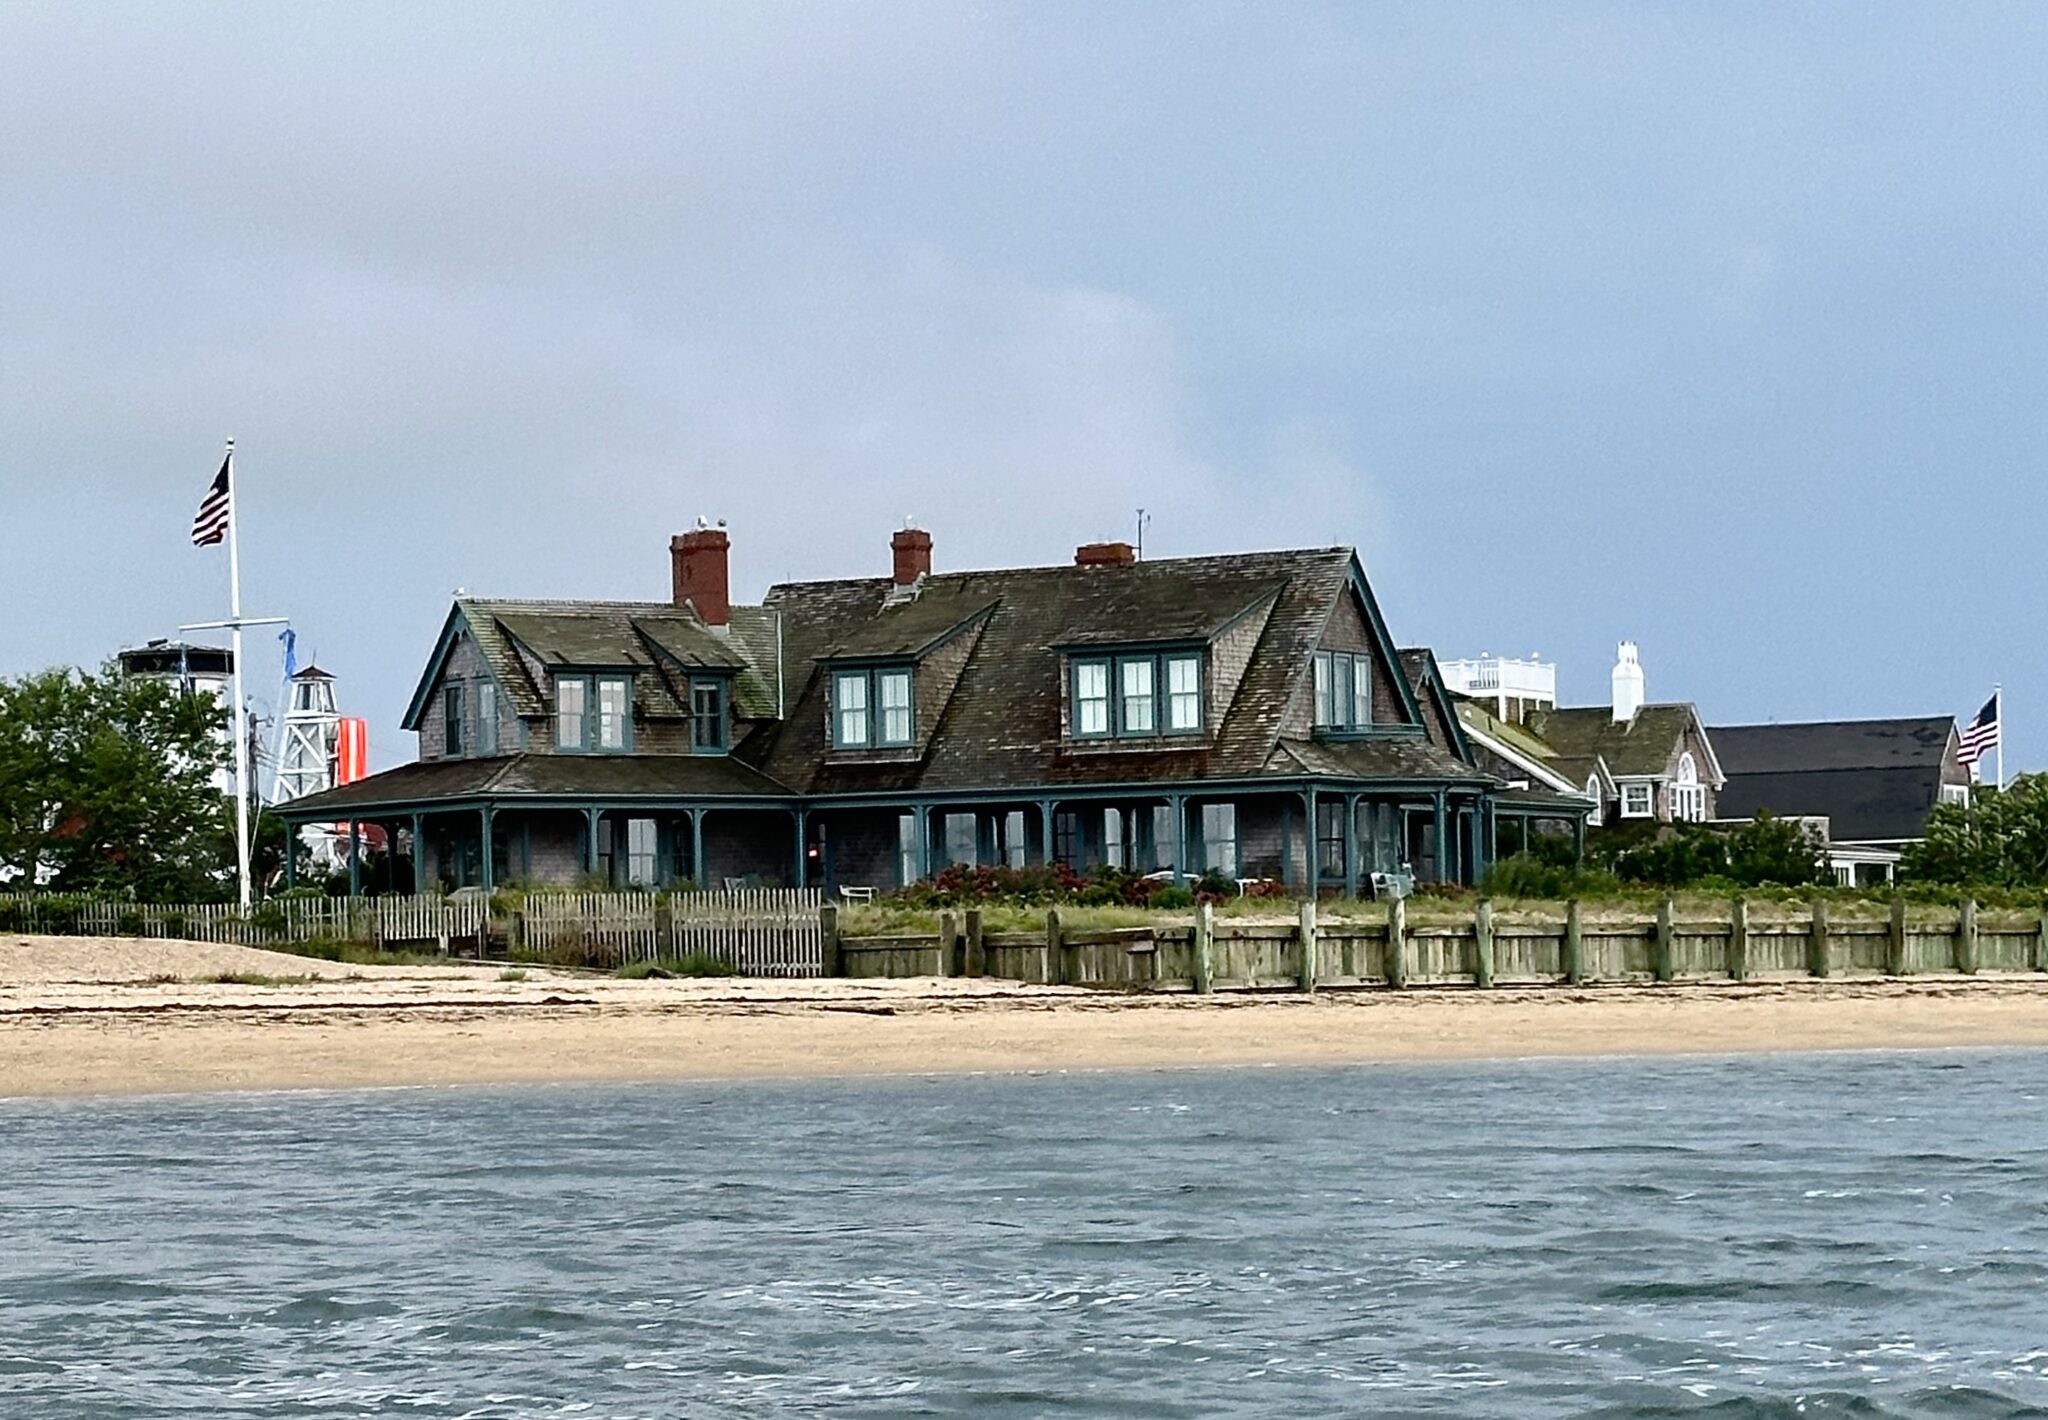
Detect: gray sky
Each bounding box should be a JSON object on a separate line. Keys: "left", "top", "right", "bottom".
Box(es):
{"left": 3, "top": 3, "right": 2042, "bottom": 772}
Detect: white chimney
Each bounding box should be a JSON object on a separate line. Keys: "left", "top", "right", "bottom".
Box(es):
{"left": 1611, "top": 641, "right": 1645, "bottom": 723}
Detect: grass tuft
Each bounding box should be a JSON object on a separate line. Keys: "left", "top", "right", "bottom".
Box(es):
{"left": 615, "top": 953, "right": 739, "bottom": 980}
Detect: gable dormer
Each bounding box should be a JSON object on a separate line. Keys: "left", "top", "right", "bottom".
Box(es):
{"left": 819, "top": 590, "right": 995, "bottom": 758}
{"left": 1297, "top": 563, "right": 1425, "bottom": 741}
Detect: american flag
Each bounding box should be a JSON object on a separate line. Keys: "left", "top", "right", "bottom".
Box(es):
{"left": 1958, "top": 691, "right": 2000, "bottom": 770}
{"left": 191, "top": 453, "right": 231, "bottom": 546}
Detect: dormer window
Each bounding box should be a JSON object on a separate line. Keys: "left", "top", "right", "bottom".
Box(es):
{"left": 1312, "top": 651, "right": 1373, "bottom": 732}
{"left": 1071, "top": 650, "right": 1204, "bottom": 739}
{"left": 832, "top": 666, "right": 915, "bottom": 750}
{"left": 555, "top": 673, "right": 633, "bottom": 753}
{"left": 691, "top": 679, "right": 728, "bottom": 753}
{"left": 477, "top": 681, "right": 498, "bottom": 755}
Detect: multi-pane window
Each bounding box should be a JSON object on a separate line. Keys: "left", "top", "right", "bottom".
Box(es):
{"left": 944, "top": 812, "right": 978, "bottom": 867}
{"left": 1166, "top": 654, "right": 1202, "bottom": 732}
{"left": 1103, "top": 807, "right": 1125, "bottom": 869}
{"left": 834, "top": 671, "right": 869, "bottom": 747}
{"left": 1003, "top": 810, "right": 1027, "bottom": 870}
{"left": 1201, "top": 803, "right": 1238, "bottom": 877}
{"left": 444, "top": 684, "right": 465, "bottom": 756}
{"left": 898, "top": 813, "right": 920, "bottom": 886}
{"left": 1317, "top": 800, "right": 1346, "bottom": 879}
{"left": 691, "top": 680, "right": 726, "bottom": 753}
{"left": 1151, "top": 805, "right": 1177, "bottom": 871}
{"left": 1121, "top": 658, "right": 1156, "bottom": 733}
{"left": 1053, "top": 811, "right": 1079, "bottom": 867}
{"left": 476, "top": 681, "right": 497, "bottom": 755}
{"left": 554, "top": 678, "right": 586, "bottom": 750}
{"left": 879, "top": 669, "right": 913, "bottom": 745}
{"left": 597, "top": 677, "right": 630, "bottom": 750}
{"left": 1313, "top": 650, "right": 1373, "bottom": 731}
{"left": 1075, "top": 661, "right": 1111, "bottom": 737}
{"left": 1072, "top": 651, "right": 1202, "bottom": 738}
{"left": 1620, "top": 782, "right": 1654, "bottom": 818}
{"left": 832, "top": 667, "right": 914, "bottom": 749}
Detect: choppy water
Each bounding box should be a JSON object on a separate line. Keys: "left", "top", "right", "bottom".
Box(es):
{"left": 5, "top": 1053, "right": 2048, "bottom": 1418}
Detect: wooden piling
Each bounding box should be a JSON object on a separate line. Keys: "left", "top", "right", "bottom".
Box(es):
{"left": 1387, "top": 894, "right": 1408, "bottom": 989}
{"left": 1297, "top": 899, "right": 1319, "bottom": 993}
{"left": 1653, "top": 897, "right": 1675, "bottom": 983}
{"left": 1192, "top": 901, "right": 1215, "bottom": 995}
{"left": 964, "top": 908, "right": 985, "bottom": 977}
{"left": 1957, "top": 899, "right": 1978, "bottom": 975}
{"left": 1473, "top": 898, "right": 1496, "bottom": 989}
{"left": 1808, "top": 898, "right": 1831, "bottom": 979}
{"left": 939, "top": 911, "right": 960, "bottom": 977}
{"left": 1729, "top": 896, "right": 1749, "bottom": 982}
{"left": 1045, "top": 907, "right": 1065, "bottom": 986}
{"left": 2035, "top": 907, "right": 2048, "bottom": 975}
{"left": 820, "top": 903, "right": 842, "bottom": 977}
{"left": 1563, "top": 898, "right": 1584, "bottom": 985}
{"left": 1886, "top": 895, "right": 1908, "bottom": 977}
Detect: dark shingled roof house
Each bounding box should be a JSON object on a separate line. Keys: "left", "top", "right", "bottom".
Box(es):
{"left": 281, "top": 526, "right": 1589, "bottom": 895}
{"left": 1709, "top": 717, "right": 1971, "bottom": 885}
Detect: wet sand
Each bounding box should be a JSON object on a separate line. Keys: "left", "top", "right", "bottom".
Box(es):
{"left": 6, "top": 935, "right": 2048, "bottom": 1098}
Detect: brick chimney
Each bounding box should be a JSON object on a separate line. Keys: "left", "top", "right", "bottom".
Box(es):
{"left": 1075, "top": 541, "right": 1137, "bottom": 568}
{"left": 671, "top": 525, "right": 730, "bottom": 627}
{"left": 891, "top": 527, "right": 933, "bottom": 585}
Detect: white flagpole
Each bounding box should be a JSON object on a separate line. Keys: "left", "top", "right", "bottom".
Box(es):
{"left": 226, "top": 439, "right": 253, "bottom": 909}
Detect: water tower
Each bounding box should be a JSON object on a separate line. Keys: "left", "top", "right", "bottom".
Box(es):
{"left": 272, "top": 665, "right": 370, "bottom": 869}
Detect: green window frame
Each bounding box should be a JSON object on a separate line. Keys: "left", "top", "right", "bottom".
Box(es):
{"left": 443, "top": 683, "right": 465, "bottom": 757}
{"left": 553, "top": 673, "right": 633, "bottom": 753}
{"left": 476, "top": 681, "right": 497, "bottom": 756}
{"left": 1072, "top": 650, "right": 1204, "bottom": 739}
{"left": 1313, "top": 651, "right": 1374, "bottom": 732}
{"left": 690, "top": 678, "right": 728, "bottom": 754}
{"left": 832, "top": 666, "right": 915, "bottom": 749}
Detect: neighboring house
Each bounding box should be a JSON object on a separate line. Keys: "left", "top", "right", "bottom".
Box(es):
{"left": 1709, "top": 718, "right": 1971, "bottom": 886}
{"left": 281, "top": 527, "right": 1591, "bottom": 895}
{"left": 1520, "top": 643, "right": 1724, "bottom": 826}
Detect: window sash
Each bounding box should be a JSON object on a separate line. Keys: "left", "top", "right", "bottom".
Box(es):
{"left": 1075, "top": 660, "right": 1111, "bottom": 736}
{"left": 554, "top": 679, "right": 586, "bottom": 750}
{"left": 1621, "top": 783, "right": 1654, "bottom": 817}
{"left": 1201, "top": 803, "right": 1237, "bottom": 876}
{"left": 1351, "top": 657, "right": 1373, "bottom": 728}
{"left": 898, "top": 813, "right": 919, "bottom": 885}
{"left": 834, "top": 671, "right": 870, "bottom": 747}
{"left": 691, "top": 681, "right": 725, "bottom": 752}
{"left": 597, "top": 677, "right": 630, "bottom": 750}
{"left": 625, "top": 818, "right": 658, "bottom": 887}
{"left": 1166, "top": 654, "right": 1201, "bottom": 732}
{"left": 444, "top": 684, "right": 465, "bottom": 756}
{"left": 476, "top": 682, "right": 497, "bottom": 755}
{"left": 1313, "top": 653, "right": 1333, "bottom": 726}
{"left": 878, "top": 670, "right": 913, "bottom": 745}
{"left": 1120, "top": 658, "right": 1156, "bottom": 733}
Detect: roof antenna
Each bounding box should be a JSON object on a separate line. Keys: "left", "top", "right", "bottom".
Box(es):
{"left": 1135, "top": 508, "right": 1150, "bottom": 562}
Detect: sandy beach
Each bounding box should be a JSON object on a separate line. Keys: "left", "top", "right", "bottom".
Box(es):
{"left": 6, "top": 934, "right": 2048, "bottom": 1098}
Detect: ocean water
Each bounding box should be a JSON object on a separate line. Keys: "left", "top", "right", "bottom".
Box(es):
{"left": 5, "top": 1054, "right": 2048, "bottom": 1418}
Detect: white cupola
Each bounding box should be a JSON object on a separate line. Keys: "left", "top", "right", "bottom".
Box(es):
{"left": 1611, "top": 641, "right": 1645, "bottom": 723}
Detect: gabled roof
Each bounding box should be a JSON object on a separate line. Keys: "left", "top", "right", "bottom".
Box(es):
{"left": 752, "top": 547, "right": 1422, "bottom": 794}
{"left": 823, "top": 588, "right": 999, "bottom": 660}
{"left": 1397, "top": 649, "right": 1476, "bottom": 767}
{"left": 1708, "top": 717, "right": 1957, "bottom": 774}
{"left": 1527, "top": 703, "right": 1720, "bottom": 783}
{"left": 1708, "top": 717, "right": 1962, "bottom": 844}
{"left": 1451, "top": 698, "right": 1584, "bottom": 795}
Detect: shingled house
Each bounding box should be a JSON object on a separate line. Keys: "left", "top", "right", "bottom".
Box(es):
{"left": 281, "top": 527, "right": 1588, "bottom": 895}
{"left": 1710, "top": 717, "right": 1971, "bottom": 885}
{"left": 1518, "top": 643, "right": 1723, "bottom": 826}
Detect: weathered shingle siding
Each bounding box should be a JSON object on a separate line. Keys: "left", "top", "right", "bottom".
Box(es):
{"left": 417, "top": 634, "right": 516, "bottom": 761}
{"left": 1208, "top": 596, "right": 1274, "bottom": 731}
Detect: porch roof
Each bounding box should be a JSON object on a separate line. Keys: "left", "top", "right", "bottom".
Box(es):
{"left": 279, "top": 752, "right": 797, "bottom": 817}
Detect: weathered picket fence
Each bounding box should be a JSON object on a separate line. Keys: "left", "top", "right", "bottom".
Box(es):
{"left": 0, "top": 892, "right": 488, "bottom": 952}
{"left": 515, "top": 888, "right": 825, "bottom": 975}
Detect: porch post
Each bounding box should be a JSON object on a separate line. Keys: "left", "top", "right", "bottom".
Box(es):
{"left": 1280, "top": 795, "right": 1296, "bottom": 892}
{"left": 480, "top": 806, "right": 496, "bottom": 893}
{"left": 584, "top": 807, "right": 602, "bottom": 876}
{"left": 793, "top": 807, "right": 808, "bottom": 888}
{"left": 690, "top": 808, "right": 706, "bottom": 888}
{"left": 1572, "top": 812, "right": 1586, "bottom": 864}
{"left": 1343, "top": 792, "right": 1360, "bottom": 900}
{"left": 410, "top": 812, "right": 426, "bottom": 894}
{"left": 1038, "top": 800, "right": 1055, "bottom": 868}
{"left": 919, "top": 805, "right": 934, "bottom": 878}
{"left": 347, "top": 820, "right": 362, "bottom": 897}
{"left": 1303, "top": 786, "right": 1319, "bottom": 893}
{"left": 1169, "top": 793, "right": 1188, "bottom": 881}
{"left": 1431, "top": 791, "right": 1448, "bottom": 885}
{"left": 1484, "top": 799, "right": 1497, "bottom": 870}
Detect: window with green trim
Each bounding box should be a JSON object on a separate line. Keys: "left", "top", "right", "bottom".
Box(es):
{"left": 443, "top": 683, "right": 465, "bottom": 757}
{"left": 832, "top": 666, "right": 915, "bottom": 749}
{"left": 554, "top": 678, "right": 586, "bottom": 749}
{"left": 1071, "top": 650, "right": 1204, "bottom": 739}
{"left": 553, "top": 674, "right": 633, "bottom": 752}
{"left": 476, "top": 681, "right": 497, "bottom": 755}
{"left": 1313, "top": 651, "right": 1374, "bottom": 731}
{"left": 691, "top": 679, "right": 727, "bottom": 753}
{"left": 596, "top": 677, "right": 630, "bottom": 750}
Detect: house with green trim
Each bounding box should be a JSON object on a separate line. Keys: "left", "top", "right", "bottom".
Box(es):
{"left": 280, "top": 526, "right": 1589, "bottom": 894}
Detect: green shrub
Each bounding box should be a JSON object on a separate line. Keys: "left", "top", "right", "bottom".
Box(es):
{"left": 616, "top": 953, "right": 738, "bottom": 979}
{"left": 1483, "top": 854, "right": 1624, "bottom": 899}
{"left": 115, "top": 910, "right": 146, "bottom": 937}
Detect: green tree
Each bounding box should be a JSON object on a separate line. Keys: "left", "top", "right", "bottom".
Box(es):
{"left": 0, "top": 663, "right": 232, "bottom": 899}
{"left": 1902, "top": 776, "right": 2048, "bottom": 887}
